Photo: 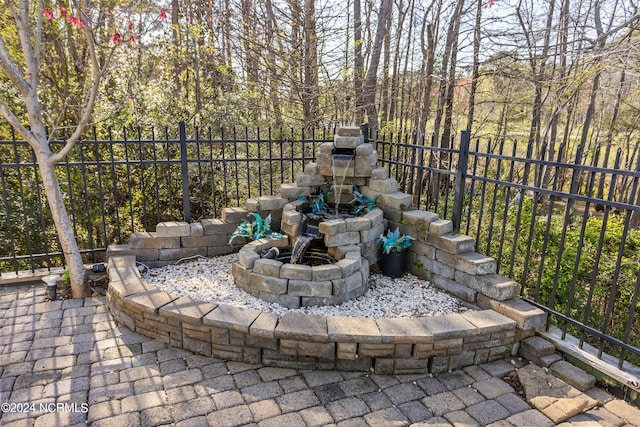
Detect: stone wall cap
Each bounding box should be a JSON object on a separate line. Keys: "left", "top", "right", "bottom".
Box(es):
{"left": 375, "top": 318, "right": 434, "bottom": 343}
{"left": 461, "top": 310, "right": 516, "bottom": 334}
{"left": 126, "top": 289, "right": 178, "bottom": 314}
{"left": 275, "top": 312, "right": 328, "bottom": 342}
{"left": 250, "top": 312, "right": 279, "bottom": 339}
{"left": 159, "top": 296, "right": 217, "bottom": 324}
{"left": 327, "top": 316, "right": 382, "bottom": 343}
{"left": 203, "top": 304, "right": 262, "bottom": 333}
{"left": 419, "top": 313, "right": 476, "bottom": 339}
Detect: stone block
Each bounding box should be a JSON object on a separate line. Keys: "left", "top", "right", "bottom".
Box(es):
{"left": 203, "top": 304, "right": 262, "bottom": 333}
{"left": 158, "top": 247, "right": 207, "bottom": 261}
{"left": 461, "top": 310, "right": 516, "bottom": 335}
{"left": 336, "top": 126, "right": 362, "bottom": 137}
{"left": 358, "top": 343, "right": 395, "bottom": 357}
{"left": 337, "top": 342, "right": 358, "bottom": 360}
{"left": 421, "top": 257, "right": 455, "bottom": 279}
{"left": 334, "top": 135, "right": 364, "bottom": 149}
{"left": 427, "top": 233, "right": 475, "bottom": 254}
{"left": 296, "top": 173, "right": 325, "bottom": 187}
{"left": 368, "top": 178, "right": 398, "bottom": 194}
{"left": 281, "top": 183, "right": 309, "bottom": 199}
{"left": 259, "top": 291, "right": 301, "bottom": 309}
{"left": 375, "top": 318, "right": 433, "bottom": 344}
{"left": 360, "top": 221, "right": 385, "bottom": 243}
{"left": 245, "top": 198, "right": 259, "bottom": 211}
{"left": 253, "top": 259, "right": 283, "bottom": 277}
{"left": 282, "top": 210, "right": 302, "bottom": 226}
{"left": 319, "top": 219, "right": 346, "bottom": 235}
{"left": 411, "top": 241, "right": 436, "bottom": 259}
{"left": 289, "top": 280, "right": 333, "bottom": 297}
{"left": 238, "top": 249, "right": 260, "bottom": 269}
{"left": 520, "top": 336, "right": 556, "bottom": 357}
{"left": 413, "top": 343, "right": 435, "bottom": 359}
{"left": 249, "top": 312, "right": 279, "bottom": 339}
{"left": 201, "top": 218, "right": 239, "bottom": 235}
{"left": 345, "top": 217, "right": 372, "bottom": 232}
{"left": 130, "top": 249, "right": 158, "bottom": 263}
{"left": 549, "top": 361, "right": 596, "bottom": 392}
{"left": 130, "top": 232, "right": 180, "bottom": 250}
{"left": 402, "top": 210, "right": 439, "bottom": 228}
{"left": 324, "top": 231, "right": 360, "bottom": 247}
{"left": 393, "top": 358, "right": 430, "bottom": 374}
{"left": 355, "top": 143, "right": 374, "bottom": 155}
{"left": 436, "top": 251, "right": 496, "bottom": 275}
{"left": 332, "top": 273, "right": 363, "bottom": 296}
{"left": 298, "top": 341, "right": 336, "bottom": 360}
{"left": 327, "top": 317, "right": 382, "bottom": 343}
{"left": 371, "top": 168, "right": 389, "bottom": 179}
{"left": 275, "top": 313, "right": 328, "bottom": 342}
{"left": 257, "top": 195, "right": 288, "bottom": 211}
{"left": 430, "top": 275, "right": 477, "bottom": 303}
{"left": 364, "top": 208, "right": 384, "bottom": 226}
{"left": 222, "top": 207, "right": 251, "bottom": 224}
{"left": 280, "top": 264, "right": 313, "bottom": 281}
{"left": 429, "top": 219, "right": 453, "bottom": 236}
{"left": 381, "top": 206, "right": 403, "bottom": 222}
{"left": 312, "top": 264, "right": 342, "bottom": 281}
{"left": 336, "top": 258, "right": 361, "bottom": 277}
{"left": 181, "top": 234, "right": 227, "bottom": 248}
{"left": 189, "top": 222, "right": 204, "bottom": 237}
{"left": 476, "top": 274, "right": 521, "bottom": 301}
{"left": 126, "top": 290, "right": 178, "bottom": 315}
{"left": 477, "top": 296, "right": 547, "bottom": 330}
{"left": 304, "top": 162, "right": 319, "bottom": 174}
{"left": 159, "top": 296, "right": 216, "bottom": 324}
{"left": 249, "top": 274, "right": 288, "bottom": 294}
{"left": 380, "top": 192, "right": 412, "bottom": 211}
{"left": 156, "top": 221, "right": 190, "bottom": 237}
{"left": 420, "top": 313, "right": 476, "bottom": 339}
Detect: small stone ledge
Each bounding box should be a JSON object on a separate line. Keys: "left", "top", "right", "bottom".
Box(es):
{"left": 106, "top": 250, "right": 522, "bottom": 374}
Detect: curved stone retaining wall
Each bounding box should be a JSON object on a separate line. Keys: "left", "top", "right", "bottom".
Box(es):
{"left": 234, "top": 237, "right": 370, "bottom": 309}
{"left": 107, "top": 249, "right": 520, "bottom": 374}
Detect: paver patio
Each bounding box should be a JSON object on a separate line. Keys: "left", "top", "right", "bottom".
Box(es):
{"left": 1, "top": 283, "right": 639, "bottom": 426}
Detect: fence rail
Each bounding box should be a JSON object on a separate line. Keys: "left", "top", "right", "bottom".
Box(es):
{"left": 2, "top": 122, "right": 640, "bottom": 373}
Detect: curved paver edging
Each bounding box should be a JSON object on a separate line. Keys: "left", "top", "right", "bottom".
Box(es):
{"left": 106, "top": 248, "right": 521, "bottom": 375}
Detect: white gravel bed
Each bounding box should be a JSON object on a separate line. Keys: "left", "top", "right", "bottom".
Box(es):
{"left": 141, "top": 254, "right": 471, "bottom": 319}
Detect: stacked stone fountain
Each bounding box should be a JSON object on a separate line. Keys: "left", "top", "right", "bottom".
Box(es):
{"left": 233, "top": 126, "right": 397, "bottom": 308}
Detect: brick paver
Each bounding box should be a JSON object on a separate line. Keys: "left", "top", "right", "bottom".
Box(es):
{"left": 0, "top": 283, "right": 637, "bottom": 427}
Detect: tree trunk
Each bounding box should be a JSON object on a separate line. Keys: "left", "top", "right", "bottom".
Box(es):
{"left": 303, "top": 0, "right": 318, "bottom": 132}
{"left": 433, "top": 0, "right": 464, "bottom": 141}
{"left": 37, "top": 150, "right": 90, "bottom": 298}
{"left": 354, "top": 0, "right": 365, "bottom": 124}
{"left": 363, "top": 0, "right": 392, "bottom": 134}
{"left": 466, "top": 0, "right": 482, "bottom": 132}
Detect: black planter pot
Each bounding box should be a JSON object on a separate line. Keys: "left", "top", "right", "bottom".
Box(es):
{"left": 381, "top": 250, "right": 407, "bottom": 278}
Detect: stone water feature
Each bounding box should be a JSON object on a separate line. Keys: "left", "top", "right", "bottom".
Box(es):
{"left": 232, "top": 126, "right": 389, "bottom": 308}
{"left": 109, "top": 125, "right": 547, "bottom": 374}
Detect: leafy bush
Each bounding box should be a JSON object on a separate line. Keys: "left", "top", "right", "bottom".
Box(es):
{"left": 378, "top": 228, "right": 414, "bottom": 254}
{"left": 228, "top": 213, "right": 282, "bottom": 245}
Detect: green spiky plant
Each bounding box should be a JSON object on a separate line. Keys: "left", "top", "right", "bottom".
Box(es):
{"left": 378, "top": 228, "right": 414, "bottom": 254}
{"left": 351, "top": 186, "right": 378, "bottom": 214}
{"left": 311, "top": 189, "right": 330, "bottom": 214}
{"left": 228, "top": 213, "right": 283, "bottom": 245}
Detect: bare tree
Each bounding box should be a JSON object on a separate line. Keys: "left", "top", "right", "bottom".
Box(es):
{"left": 0, "top": 1, "right": 107, "bottom": 297}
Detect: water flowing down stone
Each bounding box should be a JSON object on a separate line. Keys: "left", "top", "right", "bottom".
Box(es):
{"left": 290, "top": 235, "right": 313, "bottom": 264}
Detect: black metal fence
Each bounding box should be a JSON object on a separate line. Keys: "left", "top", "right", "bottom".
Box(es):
{"left": 377, "top": 129, "right": 640, "bottom": 370}
{"left": 2, "top": 122, "right": 640, "bottom": 372}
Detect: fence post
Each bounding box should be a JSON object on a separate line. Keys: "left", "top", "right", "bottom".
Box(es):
{"left": 452, "top": 130, "right": 470, "bottom": 234}
{"left": 179, "top": 121, "right": 191, "bottom": 223}
{"left": 360, "top": 123, "right": 370, "bottom": 141}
